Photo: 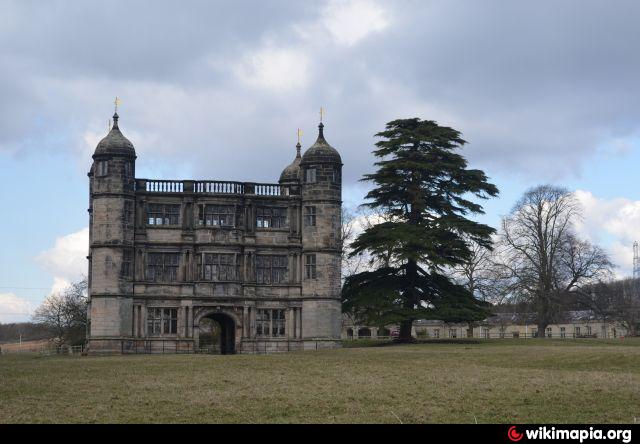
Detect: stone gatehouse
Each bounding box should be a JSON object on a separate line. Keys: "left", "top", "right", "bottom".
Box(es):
{"left": 86, "top": 111, "right": 342, "bottom": 354}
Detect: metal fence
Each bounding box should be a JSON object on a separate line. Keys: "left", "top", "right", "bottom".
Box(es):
{"left": 120, "top": 339, "right": 196, "bottom": 354}
{"left": 118, "top": 339, "right": 335, "bottom": 355}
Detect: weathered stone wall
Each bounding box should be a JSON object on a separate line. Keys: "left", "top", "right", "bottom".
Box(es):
{"left": 88, "top": 146, "right": 342, "bottom": 354}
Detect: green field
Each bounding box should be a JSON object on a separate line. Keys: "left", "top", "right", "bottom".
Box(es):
{"left": 1, "top": 339, "right": 639, "bottom": 423}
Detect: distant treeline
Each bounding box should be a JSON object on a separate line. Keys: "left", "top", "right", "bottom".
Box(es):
{"left": 0, "top": 322, "right": 54, "bottom": 343}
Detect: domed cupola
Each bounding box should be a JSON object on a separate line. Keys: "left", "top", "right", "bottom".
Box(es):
{"left": 93, "top": 112, "right": 136, "bottom": 159}
{"left": 300, "top": 122, "right": 342, "bottom": 165}
{"left": 279, "top": 142, "right": 302, "bottom": 184}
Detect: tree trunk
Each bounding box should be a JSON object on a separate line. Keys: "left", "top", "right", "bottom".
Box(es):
{"left": 537, "top": 322, "right": 548, "bottom": 339}
{"left": 398, "top": 319, "right": 415, "bottom": 342}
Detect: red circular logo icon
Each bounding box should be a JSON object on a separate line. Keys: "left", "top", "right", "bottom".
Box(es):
{"left": 508, "top": 426, "right": 523, "bottom": 442}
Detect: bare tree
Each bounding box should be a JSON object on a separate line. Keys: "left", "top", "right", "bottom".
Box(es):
{"left": 449, "top": 237, "right": 507, "bottom": 304}
{"left": 341, "top": 206, "right": 364, "bottom": 281}
{"left": 33, "top": 278, "right": 88, "bottom": 345}
{"left": 607, "top": 279, "right": 640, "bottom": 336}
{"left": 497, "top": 185, "right": 612, "bottom": 337}
{"left": 579, "top": 278, "right": 640, "bottom": 336}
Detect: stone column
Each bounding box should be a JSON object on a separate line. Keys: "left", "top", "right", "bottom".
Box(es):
{"left": 140, "top": 305, "right": 147, "bottom": 338}
{"left": 287, "top": 308, "right": 294, "bottom": 339}
{"left": 132, "top": 305, "right": 137, "bottom": 338}
{"left": 288, "top": 253, "right": 294, "bottom": 284}
{"left": 183, "top": 306, "right": 189, "bottom": 338}
{"left": 249, "top": 307, "right": 256, "bottom": 339}
{"left": 243, "top": 306, "right": 249, "bottom": 338}
{"left": 289, "top": 205, "right": 294, "bottom": 236}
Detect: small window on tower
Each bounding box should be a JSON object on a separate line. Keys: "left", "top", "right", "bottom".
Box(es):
{"left": 331, "top": 168, "right": 340, "bottom": 183}
{"left": 305, "top": 254, "right": 317, "bottom": 279}
{"left": 306, "top": 168, "right": 316, "bottom": 183}
{"left": 96, "top": 161, "right": 109, "bottom": 177}
{"left": 121, "top": 249, "right": 133, "bottom": 279}
{"left": 304, "top": 206, "right": 316, "bottom": 226}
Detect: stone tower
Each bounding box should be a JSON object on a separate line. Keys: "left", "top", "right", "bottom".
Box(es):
{"left": 299, "top": 122, "right": 343, "bottom": 341}
{"left": 87, "top": 112, "right": 137, "bottom": 353}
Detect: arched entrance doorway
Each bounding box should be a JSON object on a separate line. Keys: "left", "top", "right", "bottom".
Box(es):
{"left": 198, "top": 312, "right": 236, "bottom": 354}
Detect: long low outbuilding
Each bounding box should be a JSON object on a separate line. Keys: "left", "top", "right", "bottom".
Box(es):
{"left": 343, "top": 310, "right": 629, "bottom": 340}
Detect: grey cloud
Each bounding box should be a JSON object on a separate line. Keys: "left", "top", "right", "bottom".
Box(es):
{"left": 1, "top": 0, "right": 639, "bottom": 186}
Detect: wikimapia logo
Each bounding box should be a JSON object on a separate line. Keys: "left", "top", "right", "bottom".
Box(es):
{"left": 508, "top": 426, "right": 523, "bottom": 442}
{"left": 507, "top": 426, "right": 632, "bottom": 443}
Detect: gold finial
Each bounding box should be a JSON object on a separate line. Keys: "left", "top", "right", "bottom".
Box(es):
{"left": 297, "top": 128, "right": 303, "bottom": 144}
{"left": 114, "top": 96, "right": 122, "bottom": 113}
{"left": 319, "top": 106, "right": 324, "bottom": 123}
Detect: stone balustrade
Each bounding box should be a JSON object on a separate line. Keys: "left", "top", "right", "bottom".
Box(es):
{"left": 136, "top": 179, "right": 295, "bottom": 196}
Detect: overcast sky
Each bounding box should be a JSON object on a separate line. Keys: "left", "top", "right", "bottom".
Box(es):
{"left": 2, "top": 0, "right": 640, "bottom": 322}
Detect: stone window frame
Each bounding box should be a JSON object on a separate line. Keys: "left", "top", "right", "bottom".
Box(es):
{"left": 198, "top": 204, "right": 235, "bottom": 228}
{"left": 198, "top": 252, "right": 239, "bottom": 282}
{"left": 96, "top": 160, "right": 109, "bottom": 177}
{"left": 256, "top": 308, "right": 286, "bottom": 338}
{"left": 123, "top": 200, "right": 134, "bottom": 226}
{"left": 256, "top": 207, "right": 288, "bottom": 229}
{"left": 147, "top": 203, "right": 181, "bottom": 226}
{"left": 146, "top": 252, "right": 180, "bottom": 283}
{"left": 305, "top": 167, "right": 317, "bottom": 183}
{"left": 331, "top": 167, "right": 340, "bottom": 183}
{"left": 147, "top": 307, "right": 178, "bottom": 336}
{"left": 304, "top": 254, "right": 317, "bottom": 279}
{"left": 255, "top": 254, "right": 288, "bottom": 285}
{"left": 304, "top": 206, "right": 317, "bottom": 227}
{"left": 121, "top": 248, "right": 133, "bottom": 279}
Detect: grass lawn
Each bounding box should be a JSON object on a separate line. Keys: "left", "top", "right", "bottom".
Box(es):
{"left": 1, "top": 339, "right": 639, "bottom": 423}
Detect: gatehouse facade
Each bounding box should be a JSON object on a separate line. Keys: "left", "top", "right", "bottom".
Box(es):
{"left": 86, "top": 111, "right": 342, "bottom": 354}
